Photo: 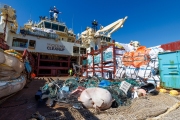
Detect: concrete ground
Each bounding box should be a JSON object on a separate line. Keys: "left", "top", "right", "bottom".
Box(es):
{"left": 0, "top": 77, "right": 63, "bottom": 120}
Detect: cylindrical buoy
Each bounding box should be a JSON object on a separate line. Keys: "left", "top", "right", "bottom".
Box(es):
{"left": 159, "top": 88, "right": 167, "bottom": 93}
{"left": 169, "top": 90, "right": 179, "bottom": 96}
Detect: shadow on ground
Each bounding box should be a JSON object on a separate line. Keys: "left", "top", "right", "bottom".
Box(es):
{"left": 0, "top": 77, "right": 100, "bottom": 120}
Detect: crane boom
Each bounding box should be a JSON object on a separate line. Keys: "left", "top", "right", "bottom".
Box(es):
{"left": 79, "top": 16, "right": 128, "bottom": 49}
{"left": 95, "top": 16, "right": 128, "bottom": 37}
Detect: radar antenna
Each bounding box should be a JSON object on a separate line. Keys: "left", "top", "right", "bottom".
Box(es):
{"left": 49, "top": 6, "right": 62, "bottom": 21}
{"left": 92, "top": 20, "right": 98, "bottom": 32}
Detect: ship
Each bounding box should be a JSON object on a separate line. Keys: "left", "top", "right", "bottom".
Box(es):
{"left": 0, "top": 5, "right": 87, "bottom": 77}
{"left": 0, "top": 4, "right": 127, "bottom": 77}
{"left": 0, "top": 3, "right": 127, "bottom": 98}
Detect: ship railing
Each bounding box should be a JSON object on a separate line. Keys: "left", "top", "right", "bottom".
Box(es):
{"left": 20, "top": 29, "right": 59, "bottom": 40}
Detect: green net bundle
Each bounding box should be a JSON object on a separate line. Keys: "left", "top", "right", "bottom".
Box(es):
{"left": 41, "top": 77, "right": 140, "bottom": 107}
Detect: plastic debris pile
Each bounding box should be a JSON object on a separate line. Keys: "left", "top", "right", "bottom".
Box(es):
{"left": 83, "top": 42, "right": 164, "bottom": 93}
{"left": 36, "top": 76, "right": 143, "bottom": 111}
{"left": 114, "top": 45, "right": 164, "bottom": 94}
{"left": 84, "top": 42, "right": 163, "bottom": 81}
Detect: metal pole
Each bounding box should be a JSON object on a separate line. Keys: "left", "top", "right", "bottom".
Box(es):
{"left": 3, "top": 14, "right": 8, "bottom": 40}
{"left": 79, "top": 48, "right": 80, "bottom": 74}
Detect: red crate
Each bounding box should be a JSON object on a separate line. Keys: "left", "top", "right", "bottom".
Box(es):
{"left": 161, "top": 40, "right": 180, "bottom": 51}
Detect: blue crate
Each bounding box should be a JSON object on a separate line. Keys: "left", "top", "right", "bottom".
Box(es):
{"left": 103, "top": 51, "right": 113, "bottom": 62}
{"left": 158, "top": 51, "right": 180, "bottom": 89}
{"left": 82, "top": 60, "right": 87, "bottom": 65}
{"left": 94, "top": 55, "right": 100, "bottom": 64}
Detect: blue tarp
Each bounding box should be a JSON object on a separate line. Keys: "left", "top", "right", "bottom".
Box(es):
{"left": 25, "top": 61, "right": 32, "bottom": 73}
{"left": 98, "top": 80, "right": 111, "bottom": 87}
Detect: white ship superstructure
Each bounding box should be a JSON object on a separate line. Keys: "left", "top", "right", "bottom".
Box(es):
{"left": 0, "top": 4, "right": 127, "bottom": 77}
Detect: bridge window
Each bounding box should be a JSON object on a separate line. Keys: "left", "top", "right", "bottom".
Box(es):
{"left": 38, "top": 22, "right": 44, "bottom": 28}
{"left": 52, "top": 23, "right": 58, "bottom": 30}
{"left": 59, "top": 25, "right": 65, "bottom": 32}
{"left": 44, "top": 22, "right": 51, "bottom": 29}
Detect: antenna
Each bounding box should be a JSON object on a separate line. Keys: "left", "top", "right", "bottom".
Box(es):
{"left": 72, "top": 14, "right": 74, "bottom": 30}
{"left": 58, "top": 13, "right": 61, "bottom": 22}
{"left": 92, "top": 20, "right": 98, "bottom": 32}
{"left": 30, "top": 7, "right": 32, "bottom": 21}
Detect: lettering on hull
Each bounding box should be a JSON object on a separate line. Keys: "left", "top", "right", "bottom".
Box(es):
{"left": 47, "top": 43, "right": 65, "bottom": 51}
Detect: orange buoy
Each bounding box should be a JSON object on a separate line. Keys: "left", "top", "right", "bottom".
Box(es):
{"left": 31, "top": 73, "right": 36, "bottom": 79}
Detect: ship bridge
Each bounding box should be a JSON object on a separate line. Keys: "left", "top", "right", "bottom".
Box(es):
{"left": 37, "top": 20, "right": 67, "bottom": 32}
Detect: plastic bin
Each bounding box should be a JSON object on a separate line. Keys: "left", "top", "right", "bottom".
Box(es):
{"left": 158, "top": 51, "right": 180, "bottom": 89}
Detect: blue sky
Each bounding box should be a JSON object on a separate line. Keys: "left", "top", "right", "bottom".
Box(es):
{"left": 1, "top": 0, "right": 180, "bottom": 47}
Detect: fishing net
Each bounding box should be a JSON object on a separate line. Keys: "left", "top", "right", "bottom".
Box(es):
{"left": 36, "top": 76, "right": 180, "bottom": 120}
{"left": 69, "top": 78, "right": 139, "bottom": 107}
{"left": 48, "top": 77, "right": 140, "bottom": 107}
{"left": 37, "top": 93, "right": 179, "bottom": 120}
{"left": 65, "top": 93, "right": 178, "bottom": 120}
{"left": 83, "top": 78, "right": 99, "bottom": 88}
{"left": 96, "top": 93, "right": 180, "bottom": 120}
{"left": 64, "top": 76, "right": 102, "bottom": 90}
{"left": 161, "top": 107, "right": 180, "bottom": 120}
{"left": 106, "top": 87, "right": 131, "bottom": 106}
{"left": 64, "top": 78, "right": 80, "bottom": 92}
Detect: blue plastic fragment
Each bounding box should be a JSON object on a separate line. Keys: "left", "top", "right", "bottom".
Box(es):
{"left": 61, "top": 86, "right": 70, "bottom": 92}
{"left": 98, "top": 80, "right": 111, "bottom": 87}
